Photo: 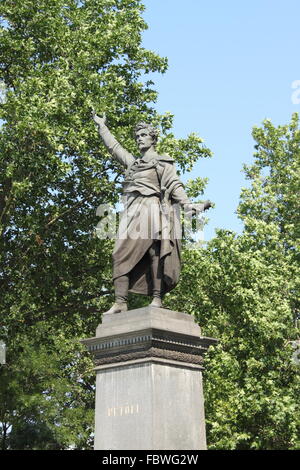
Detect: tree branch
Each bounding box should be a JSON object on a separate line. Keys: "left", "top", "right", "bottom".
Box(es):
{"left": 45, "top": 195, "right": 93, "bottom": 229}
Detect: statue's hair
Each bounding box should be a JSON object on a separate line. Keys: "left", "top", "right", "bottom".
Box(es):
{"left": 134, "top": 122, "right": 159, "bottom": 145}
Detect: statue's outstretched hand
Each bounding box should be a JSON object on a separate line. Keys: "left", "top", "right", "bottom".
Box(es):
{"left": 91, "top": 110, "right": 106, "bottom": 127}
{"left": 185, "top": 200, "right": 213, "bottom": 215}
{"left": 203, "top": 200, "right": 213, "bottom": 211}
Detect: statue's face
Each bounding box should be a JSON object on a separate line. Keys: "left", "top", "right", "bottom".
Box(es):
{"left": 135, "top": 128, "right": 154, "bottom": 153}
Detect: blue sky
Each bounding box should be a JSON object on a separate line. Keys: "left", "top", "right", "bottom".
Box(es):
{"left": 141, "top": 0, "right": 300, "bottom": 240}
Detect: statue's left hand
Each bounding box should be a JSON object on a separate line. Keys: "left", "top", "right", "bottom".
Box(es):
{"left": 203, "top": 200, "right": 213, "bottom": 211}
{"left": 186, "top": 201, "right": 213, "bottom": 215}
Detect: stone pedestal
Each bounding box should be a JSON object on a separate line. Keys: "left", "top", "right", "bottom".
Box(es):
{"left": 82, "top": 306, "right": 217, "bottom": 450}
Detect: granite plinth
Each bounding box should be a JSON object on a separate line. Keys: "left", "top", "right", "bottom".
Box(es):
{"left": 82, "top": 306, "right": 217, "bottom": 450}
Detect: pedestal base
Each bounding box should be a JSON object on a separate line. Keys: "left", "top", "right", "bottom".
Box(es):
{"left": 82, "top": 306, "right": 217, "bottom": 450}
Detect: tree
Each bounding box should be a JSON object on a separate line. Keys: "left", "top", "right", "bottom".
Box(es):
{"left": 238, "top": 113, "right": 300, "bottom": 322}
{"left": 166, "top": 114, "right": 300, "bottom": 449}
{"left": 0, "top": 0, "right": 211, "bottom": 449}
{"left": 0, "top": 323, "right": 95, "bottom": 450}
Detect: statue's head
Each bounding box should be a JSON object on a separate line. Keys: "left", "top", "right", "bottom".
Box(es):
{"left": 134, "top": 122, "right": 159, "bottom": 152}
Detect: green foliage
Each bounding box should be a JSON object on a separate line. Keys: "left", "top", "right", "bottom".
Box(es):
{"left": 0, "top": 0, "right": 210, "bottom": 449}
{"left": 238, "top": 113, "right": 300, "bottom": 321}
{"left": 238, "top": 113, "right": 299, "bottom": 254}
{"left": 157, "top": 129, "right": 211, "bottom": 173}
{"left": 1, "top": 322, "right": 94, "bottom": 449}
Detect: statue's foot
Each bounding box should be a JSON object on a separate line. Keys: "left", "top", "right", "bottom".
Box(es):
{"left": 150, "top": 297, "right": 163, "bottom": 308}
{"left": 102, "top": 302, "right": 128, "bottom": 316}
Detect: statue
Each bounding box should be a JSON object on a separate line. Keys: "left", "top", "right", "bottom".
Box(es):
{"left": 92, "top": 112, "right": 212, "bottom": 314}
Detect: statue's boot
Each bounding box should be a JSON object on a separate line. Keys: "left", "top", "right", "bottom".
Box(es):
{"left": 150, "top": 297, "right": 163, "bottom": 308}
{"left": 102, "top": 302, "right": 128, "bottom": 315}
{"left": 102, "top": 275, "right": 129, "bottom": 315}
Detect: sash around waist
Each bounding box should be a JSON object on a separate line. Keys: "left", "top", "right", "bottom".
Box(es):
{"left": 123, "top": 189, "right": 161, "bottom": 198}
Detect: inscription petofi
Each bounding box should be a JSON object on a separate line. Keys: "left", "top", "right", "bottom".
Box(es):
{"left": 107, "top": 403, "right": 140, "bottom": 417}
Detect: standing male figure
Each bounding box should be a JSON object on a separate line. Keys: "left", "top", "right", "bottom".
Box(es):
{"left": 92, "top": 112, "right": 211, "bottom": 314}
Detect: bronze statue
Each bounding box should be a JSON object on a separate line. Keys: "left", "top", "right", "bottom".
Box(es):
{"left": 92, "top": 112, "right": 211, "bottom": 314}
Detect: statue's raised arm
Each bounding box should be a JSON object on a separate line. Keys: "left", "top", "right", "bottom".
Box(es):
{"left": 92, "top": 110, "right": 135, "bottom": 168}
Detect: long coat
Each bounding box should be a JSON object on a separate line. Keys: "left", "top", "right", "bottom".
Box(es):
{"left": 99, "top": 125, "right": 192, "bottom": 296}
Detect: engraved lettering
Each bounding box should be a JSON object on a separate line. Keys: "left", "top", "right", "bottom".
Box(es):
{"left": 107, "top": 403, "right": 140, "bottom": 417}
